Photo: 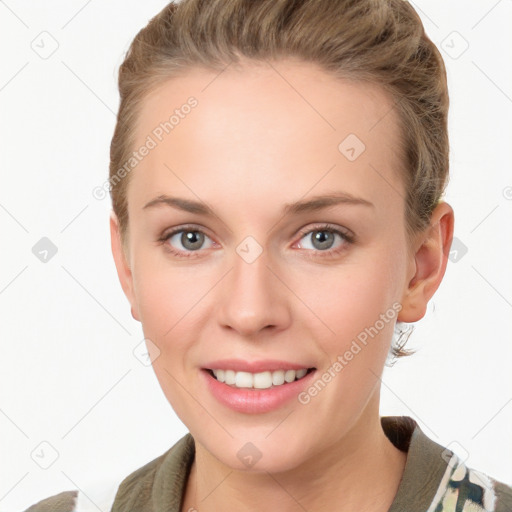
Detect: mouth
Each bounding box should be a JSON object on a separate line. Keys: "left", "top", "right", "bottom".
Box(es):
{"left": 204, "top": 367, "right": 316, "bottom": 390}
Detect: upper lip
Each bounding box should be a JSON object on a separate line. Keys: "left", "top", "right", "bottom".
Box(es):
{"left": 203, "top": 359, "right": 315, "bottom": 373}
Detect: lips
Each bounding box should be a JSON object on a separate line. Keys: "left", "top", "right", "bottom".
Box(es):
{"left": 202, "top": 365, "right": 318, "bottom": 414}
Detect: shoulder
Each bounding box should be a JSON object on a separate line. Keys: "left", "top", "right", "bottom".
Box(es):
{"left": 21, "top": 478, "right": 119, "bottom": 512}
{"left": 109, "top": 444, "right": 173, "bottom": 511}
{"left": 111, "top": 432, "right": 195, "bottom": 511}
{"left": 429, "top": 451, "right": 512, "bottom": 512}
{"left": 21, "top": 434, "right": 193, "bottom": 512}
{"left": 20, "top": 450, "right": 171, "bottom": 512}
{"left": 23, "top": 490, "right": 78, "bottom": 512}
{"left": 382, "top": 416, "right": 511, "bottom": 512}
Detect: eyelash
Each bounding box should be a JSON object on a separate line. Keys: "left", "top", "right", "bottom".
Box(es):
{"left": 157, "top": 223, "right": 355, "bottom": 260}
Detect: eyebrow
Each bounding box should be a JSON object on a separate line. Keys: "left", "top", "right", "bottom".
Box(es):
{"left": 142, "top": 192, "right": 374, "bottom": 216}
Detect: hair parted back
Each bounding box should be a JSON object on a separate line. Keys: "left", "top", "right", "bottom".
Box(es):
{"left": 109, "top": 0, "right": 450, "bottom": 359}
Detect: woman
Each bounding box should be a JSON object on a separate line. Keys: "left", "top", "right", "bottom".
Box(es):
{"left": 24, "top": 0, "right": 512, "bottom": 510}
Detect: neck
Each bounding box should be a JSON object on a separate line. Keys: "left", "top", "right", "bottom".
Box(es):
{"left": 182, "top": 394, "right": 407, "bottom": 512}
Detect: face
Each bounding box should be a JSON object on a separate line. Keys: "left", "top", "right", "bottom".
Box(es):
{"left": 113, "top": 59, "right": 419, "bottom": 473}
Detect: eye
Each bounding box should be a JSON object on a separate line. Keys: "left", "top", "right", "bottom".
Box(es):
{"left": 159, "top": 226, "right": 215, "bottom": 257}
{"left": 295, "top": 224, "right": 354, "bottom": 255}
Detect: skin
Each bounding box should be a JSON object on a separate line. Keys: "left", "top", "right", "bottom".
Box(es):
{"left": 110, "top": 59, "right": 454, "bottom": 511}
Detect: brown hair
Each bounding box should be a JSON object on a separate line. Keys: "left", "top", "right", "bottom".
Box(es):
{"left": 109, "top": 0, "right": 450, "bottom": 359}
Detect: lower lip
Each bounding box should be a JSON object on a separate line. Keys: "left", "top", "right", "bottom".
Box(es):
{"left": 202, "top": 369, "right": 317, "bottom": 414}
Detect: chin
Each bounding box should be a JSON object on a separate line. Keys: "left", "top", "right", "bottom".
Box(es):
{"left": 195, "top": 429, "right": 312, "bottom": 474}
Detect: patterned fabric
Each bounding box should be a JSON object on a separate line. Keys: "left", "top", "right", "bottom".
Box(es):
{"left": 427, "top": 453, "right": 512, "bottom": 512}
{"left": 22, "top": 416, "right": 512, "bottom": 512}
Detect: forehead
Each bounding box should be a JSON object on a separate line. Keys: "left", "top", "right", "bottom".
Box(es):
{"left": 134, "top": 59, "right": 401, "bottom": 146}
{"left": 128, "top": 59, "right": 405, "bottom": 217}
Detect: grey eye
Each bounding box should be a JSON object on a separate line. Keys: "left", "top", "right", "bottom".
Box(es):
{"left": 299, "top": 229, "right": 345, "bottom": 251}
{"left": 168, "top": 230, "right": 213, "bottom": 251}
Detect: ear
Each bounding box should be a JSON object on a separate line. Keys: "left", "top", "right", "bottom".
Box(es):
{"left": 110, "top": 211, "right": 140, "bottom": 322}
{"left": 397, "top": 201, "right": 454, "bottom": 322}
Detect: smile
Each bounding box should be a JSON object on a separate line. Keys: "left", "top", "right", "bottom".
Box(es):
{"left": 208, "top": 368, "right": 315, "bottom": 389}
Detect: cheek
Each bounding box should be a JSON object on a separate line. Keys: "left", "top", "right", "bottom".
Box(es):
{"left": 288, "top": 246, "right": 405, "bottom": 399}
{"left": 130, "top": 252, "right": 217, "bottom": 380}
{"left": 293, "top": 252, "right": 403, "bottom": 338}
{"left": 131, "top": 247, "right": 201, "bottom": 333}
{"left": 296, "top": 260, "right": 401, "bottom": 420}
{"left": 131, "top": 260, "right": 202, "bottom": 413}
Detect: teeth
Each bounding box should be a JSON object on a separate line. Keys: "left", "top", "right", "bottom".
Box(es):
{"left": 211, "top": 368, "right": 310, "bottom": 389}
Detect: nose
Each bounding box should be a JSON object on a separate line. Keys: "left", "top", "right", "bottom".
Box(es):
{"left": 217, "top": 246, "right": 292, "bottom": 338}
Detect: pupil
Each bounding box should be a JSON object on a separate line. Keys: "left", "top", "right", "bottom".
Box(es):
{"left": 182, "top": 231, "right": 204, "bottom": 250}
{"left": 313, "top": 230, "right": 334, "bottom": 250}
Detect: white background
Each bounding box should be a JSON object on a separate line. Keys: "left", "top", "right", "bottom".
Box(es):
{"left": 1, "top": 0, "right": 511, "bottom": 510}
